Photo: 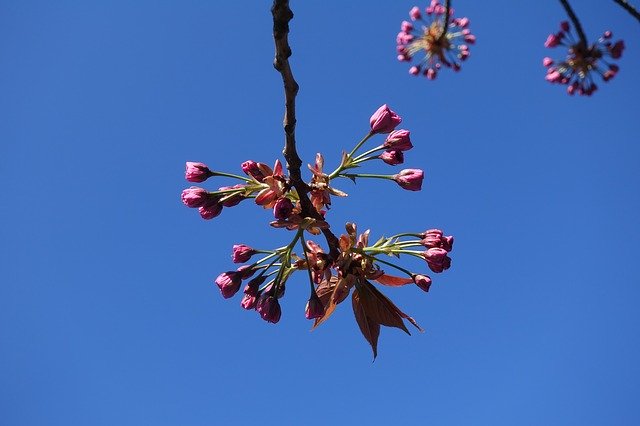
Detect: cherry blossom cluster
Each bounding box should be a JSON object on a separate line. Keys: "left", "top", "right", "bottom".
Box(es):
{"left": 397, "top": 1, "right": 475, "bottom": 79}
{"left": 181, "top": 104, "right": 454, "bottom": 356}
{"left": 544, "top": 21, "right": 624, "bottom": 96}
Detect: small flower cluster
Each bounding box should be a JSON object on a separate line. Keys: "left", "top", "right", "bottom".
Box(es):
{"left": 544, "top": 21, "right": 624, "bottom": 96}
{"left": 182, "top": 104, "right": 453, "bottom": 357}
{"left": 397, "top": 1, "right": 474, "bottom": 79}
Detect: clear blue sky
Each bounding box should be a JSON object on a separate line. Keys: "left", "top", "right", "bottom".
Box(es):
{"left": 2, "top": 1, "right": 639, "bottom": 425}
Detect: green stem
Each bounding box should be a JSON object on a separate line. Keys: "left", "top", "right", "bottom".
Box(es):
{"left": 299, "top": 233, "right": 316, "bottom": 293}
{"left": 211, "top": 171, "right": 253, "bottom": 182}
{"left": 359, "top": 251, "right": 415, "bottom": 278}
{"left": 349, "top": 132, "right": 375, "bottom": 158}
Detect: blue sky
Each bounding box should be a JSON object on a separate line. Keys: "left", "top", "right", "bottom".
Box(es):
{"left": 1, "top": 1, "right": 639, "bottom": 425}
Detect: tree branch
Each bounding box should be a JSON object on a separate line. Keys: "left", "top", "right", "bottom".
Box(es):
{"left": 271, "top": 0, "right": 340, "bottom": 260}
{"left": 438, "top": 0, "right": 452, "bottom": 42}
{"left": 559, "top": 0, "right": 588, "bottom": 47}
{"left": 612, "top": 0, "right": 640, "bottom": 23}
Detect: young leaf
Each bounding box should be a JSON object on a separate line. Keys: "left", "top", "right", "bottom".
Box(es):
{"left": 352, "top": 289, "right": 381, "bottom": 359}
{"left": 375, "top": 274, "right": 414, "bottom": 287}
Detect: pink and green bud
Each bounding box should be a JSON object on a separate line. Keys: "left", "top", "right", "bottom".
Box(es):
{"left": 369, "top": 104, "right": 402, "bottom": 134}
{"left": 241, "top": 160, "right": 267, "bottom": 182}
{"left": 232, "top": 244, "right": 257, "bottom": 263}
{"left": 305, "top": 293, "right": 325, "bottom": 320}
{"left": 215, "top": 271, "right": 242, "bottom": 299}
{"left": 413, "top": 274, "right": 432, "bottom": 292}
{"left": 185, "top": 162, "right": 213, "bottom": 183}
{"left": 273, "top": 197, "right": 294, "bottom": 220}
{"left": 181, "top": 186, "right": 209, "bottom": 208}
{"left": 256, "top": 294, "right": 281, "bottom": 324}
{"left": 379, "top": 150, "right": 404, "bottom": 165}
{"left": 383, "top": 129, "right": 413, "bottom": 151}
{"left": 394, "top": 169, "right": 424, "bottom": 191}
{"left": 423, "top": 247, "right": 452, "bottom": 273}
{"left": 237, "top": 265, "right": 256, "bottom": 280}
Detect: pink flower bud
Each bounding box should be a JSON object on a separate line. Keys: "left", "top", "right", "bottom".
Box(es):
{"left": 603, "top": 30, "right": 612, "bottom": 39}
{"left": 394, "top": 169, "right": 424, "bottom": 191}
{"left": 369, "top": 104, "right": 402, "bottom": 134}
{"left": 181, "top": 186, "right": 209, "bottom": 208}
{"left": 610, "top": 40, "right": 624, "bottom": 59}
{"left": 256, "top": 294, "right": 281, "bottom": 324}
{"left": 215, "top": 271, "right": 242, "bottom": 299}
{"left": 423, "top": 247, "right": 451, "bottom": 273}
{"left": 241, "top": 160, "right": 267, "bottom": 182}
{"left": 456, "top": 17, "right": 470, "bottom": 28}
{"left": 198, "top": 199, "right": 223, "bottom": 220}
{"left": 237, "top": 265, "right": 256, "bottom": 280}
{"left": 544, "top": 34, "right": 560, "bottom": 48}
{"left": 413, "top": 274, "right": 432, "bottom": 292}
{"left": 560, "top": 21, "right": 570, "bottom": 32}
{"left": 542, "top": 57, "right": 554, "bottom": 67}
{"left": 273, "top": 197, "right": 294, "bottom": 219}
{"left": 409, "top": 6, "right": 421, "bottom": 20}
{"left": 401, "top": 20, "right": 413, "bottom": 32}
{"left": 232, "top": 244, "right": 256, "bottom": 263}
{"left": 305, "top": 293, "right": 325, "bottom": 319}
{"left": 545, "top": 69, "right": 562, "bottom": 83}
{"left": 185, "top": 162, "right": 213, "bottom": 183}
{"left": 383, "top": 129, "right": 413, "bottom": 151}
{"left": 240, "top": 294, "right": 258, "bottom": 310}
{"left": 379, "top": 150, "right": 404, "bottom": 165}
{"left": 464, "top": 34, "right": 476, "bottom": 44}
{"left": 421, "top": 229, "right": 454, "bottom": 252}
{"left": 426, "top": 68, "right": 437, "bottom": 79}
{"left": 409, "top": 65, "right": 421, "bottom": 75}
{"left": 219, "top": 184, "right": 246, "bottom": 207}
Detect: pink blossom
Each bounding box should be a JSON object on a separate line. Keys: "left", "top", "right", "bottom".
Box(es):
{"left": 181, "top": 186, "right": 209, "bottom": 208}
{"left": 542, "top": 57, "right": 554, "bottom": 67}
{"left": 198, "top": 199, "right": 223, "bottom": 220}
{"left": 413, "top": 274, "right": 432, "bottom": 292}
{"left": 273, "top": 197, "right": 294, "bottom": 220}
{"left": 369, "top": 104, "right": 402, "bottom": 134}
{"left": 215, "top": 271, "right": 242, "bottom": 299}
{"left": 305, "top": 293, "right": 324, "bottom": 319}
{"left": 232, "top": 244, "right": 256, "bottom": 263}
{"left": 409, "top": 6, "right": 421, "bottom": 20}
{"left": 379, "top": 150, "right": 404, "bottom": 165}
{"left": 421, "top": 229, "right": 454, "bottom": 252}
{"left": 256, "top": 294, "right": 281, "bottom": 324}
{"left": 423, "top": 247, "right": 451, "bottom": 273}
{"left": 394, "top": 169, "right": 424, "bottom": 191}
{"left": 383, "top": 129, "right": 413, "bottom": 151}
{"left": 185, "top": 162, "right": 213, "bottom": 183}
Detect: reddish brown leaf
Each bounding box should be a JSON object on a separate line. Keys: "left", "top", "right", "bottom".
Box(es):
{"left": 365, "top": 281, "right": 424, "bottom": 334}
{"left": 357, "top": 280, "right": 410, "bottom": 334}
{"left": 352, "top": 290, "right": 381, "bottom": 359}
{"left": 312, "top": 276, "right": 354, "bottom": 330}
{"left": 375, "top": 274, "right": 414, "bottom": 287}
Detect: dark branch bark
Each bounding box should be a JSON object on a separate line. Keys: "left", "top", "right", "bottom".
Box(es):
{"left": 559, "top": 0, "right": 588, "bottom": 47}
{"left": 271, "top": 0, "right": 340, "bottom": 260}
{"left": 612, "top": 0, "right": 640, "bottom": 23}
{"left": 438, "top": 0, "right": 452, "bottom": 42}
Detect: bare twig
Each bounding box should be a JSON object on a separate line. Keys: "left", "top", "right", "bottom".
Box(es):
{"left": 437, "top": 0, "right": 452, "bottom": 42}
{"left": 271, "top": 0, "right": 340, "bottom": 260}
{"left": 559, "top": 0, "right": 588, "bottom": 47}
{"left": 612, "top": 0, "right": 640, "bottom": 23}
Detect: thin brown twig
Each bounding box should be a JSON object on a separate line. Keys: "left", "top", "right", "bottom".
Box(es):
{"left": 612, "top": 0, "right": 640, "bottom": 23}
{"left": 271, "top": 0, "right": 340, "bottom": 261}
{"left": 559, "top": 0, "right": 588, "bottom": 47}
{"left": 437, "top": 0, "right": 452, "bottom": 42}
